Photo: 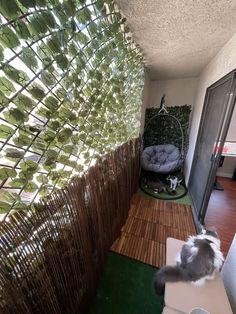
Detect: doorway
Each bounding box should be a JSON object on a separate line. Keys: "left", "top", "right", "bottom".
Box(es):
{"left": 188, "top": 70, "right": 236, "bottom": 230}
{"left": 205, "top": 103, "right": 236, "bottom": 256}
{"left": 205, "top": 176, "right": 236, "bottom": 256}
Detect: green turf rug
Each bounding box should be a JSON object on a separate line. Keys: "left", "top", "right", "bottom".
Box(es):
{"left": 137, "top": 187, "right": 192, "bottom": 206}
{"left": 89, "top": 252, "right": 164, "bottom": 314}
{"left": 139, "top": 179, "right": 188, "bottom": 201}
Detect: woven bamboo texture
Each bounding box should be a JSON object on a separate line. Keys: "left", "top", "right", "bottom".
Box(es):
{"left": 111, "top": 194, "right": 196, "bottom": 268}
{"left": 0, "top": 138, "right": 140, "bottom": 314}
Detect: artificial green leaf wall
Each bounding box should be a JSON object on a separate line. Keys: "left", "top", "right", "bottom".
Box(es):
{"left": 0, "top": 0, "right": 144, "bottom": 215}
{"left": 144, "top": 105, "right": 191, "bottom": 157}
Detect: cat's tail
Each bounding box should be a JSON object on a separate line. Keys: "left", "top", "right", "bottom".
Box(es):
{"left": 154, "top": 265, "right": 189, "bottom": 295}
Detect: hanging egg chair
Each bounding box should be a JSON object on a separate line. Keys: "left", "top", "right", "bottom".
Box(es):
{"left": 141, "top": 95, "right": 185, "bottom": 174}
{"left": 140, "top": 95, "right": 189, "bottom": 200}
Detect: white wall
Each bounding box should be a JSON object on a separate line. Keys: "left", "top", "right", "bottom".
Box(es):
{"left": 217, "top": 157, "right": 236, "bottom": 178}
{"left": 222, "top": 233, "right": 236, "bottom": 314}
{"left": 217, "top": 106, "right": 236, "bottom": 178}
{"left": 140, "top": 70, "right": 151, "bottom": 134}
{"left": 185, "top": 32, "right": 236, "bottom": 184}
{"left": 226, "top": 105, "right": 236, "bottom": 142}
{"left": 148, "top": 78, "right": 198, "bottom": 108}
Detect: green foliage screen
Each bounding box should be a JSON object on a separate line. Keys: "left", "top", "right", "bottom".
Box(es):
{"left": 144, "top": 105, "right": 191, "bottom": 156}
{"left": 0, "top": 0, "right": 144, "bottom": 215}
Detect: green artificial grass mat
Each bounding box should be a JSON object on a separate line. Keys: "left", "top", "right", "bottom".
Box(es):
{"left": 89, "top": 252, "right": 164, "bottom": 314}
{"left": 137, "top": 187, "right": 192, "bottom": 206}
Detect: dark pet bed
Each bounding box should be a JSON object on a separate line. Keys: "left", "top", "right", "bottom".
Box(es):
{"left": 139, "top": 170, "right": 187, "bottom": 200}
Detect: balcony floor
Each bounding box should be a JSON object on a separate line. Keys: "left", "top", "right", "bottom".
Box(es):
{"left": 111, "top": 194, "right": 196, "bottom": 268}
{"left": 89, "top": 252, "right": 164, "bottom": 314}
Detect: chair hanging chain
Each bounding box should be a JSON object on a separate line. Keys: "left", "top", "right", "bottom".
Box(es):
{"left": 144, "top": 113, "right": 185, "bottom": 159}
{"left": 158, "top": 94, "right": 168, "bottom": 114}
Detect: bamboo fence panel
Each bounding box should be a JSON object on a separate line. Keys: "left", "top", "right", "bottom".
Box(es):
{"left": 0, "top": 137, "right": 141, "bottom": 314}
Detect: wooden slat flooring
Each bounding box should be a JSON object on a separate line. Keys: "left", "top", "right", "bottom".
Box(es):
{"left": 111, "top": 194, "right": 196, "bottom": 268}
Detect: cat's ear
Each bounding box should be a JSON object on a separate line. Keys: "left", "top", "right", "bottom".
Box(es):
{"left": 200, "top": 225, "right": 206, "bottom": 234}
{"left": 206, "top": 227, "right": 218, "bottom": 238}
{"left": 208, "top": 226, "right": 217, "bottom": 233}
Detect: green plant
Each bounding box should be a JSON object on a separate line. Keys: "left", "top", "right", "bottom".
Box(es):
{"left": 144, "top": 105, "right": 191, "bottom": 155}
{"left": 0, "top": 0, "right": 144, "bottom": 215}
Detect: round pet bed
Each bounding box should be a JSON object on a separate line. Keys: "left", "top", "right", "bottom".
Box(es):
{"left": 139, "top": 178, "right": 187, "bottom": 200}
{"left": 141, "top": 144, "right": 182, "bottom": 174}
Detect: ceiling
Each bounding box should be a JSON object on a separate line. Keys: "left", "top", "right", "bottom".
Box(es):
{"left": 115, "top": 0, "right": 236, "bottom": 80}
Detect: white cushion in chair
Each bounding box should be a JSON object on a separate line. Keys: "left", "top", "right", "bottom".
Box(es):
{"left": 141, "top": 144, "right": 182, "bottom": 173}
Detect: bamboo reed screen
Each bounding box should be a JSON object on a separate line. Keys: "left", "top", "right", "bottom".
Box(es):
{"left": 0, "top": 137, "right": 140, "bottom": 314}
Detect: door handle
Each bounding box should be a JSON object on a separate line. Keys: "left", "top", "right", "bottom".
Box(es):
{"left": 211, "top": 153, "right": 221, "bottom": 165}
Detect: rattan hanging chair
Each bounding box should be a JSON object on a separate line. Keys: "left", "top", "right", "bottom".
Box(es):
{"left": 141, "top": 95, "right": 185, "bottom": 175}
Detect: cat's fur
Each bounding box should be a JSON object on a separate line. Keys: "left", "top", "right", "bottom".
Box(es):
{"left": 166, "top": 175, "right": 182, "bottom": 190}
{"left": 143, "top": 177, "right": 176, "bottom": 195}
{"left": 154, "top": 228, "right": 224, "bottom": 295}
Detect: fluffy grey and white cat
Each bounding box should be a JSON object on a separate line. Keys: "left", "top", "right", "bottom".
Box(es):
{"left": 154, "top": 228, "right": 224, "bottom": 295}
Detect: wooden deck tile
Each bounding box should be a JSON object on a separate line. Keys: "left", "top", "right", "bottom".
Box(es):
{"left": 111, "top": 195, "right": 196, "bottom": 268}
